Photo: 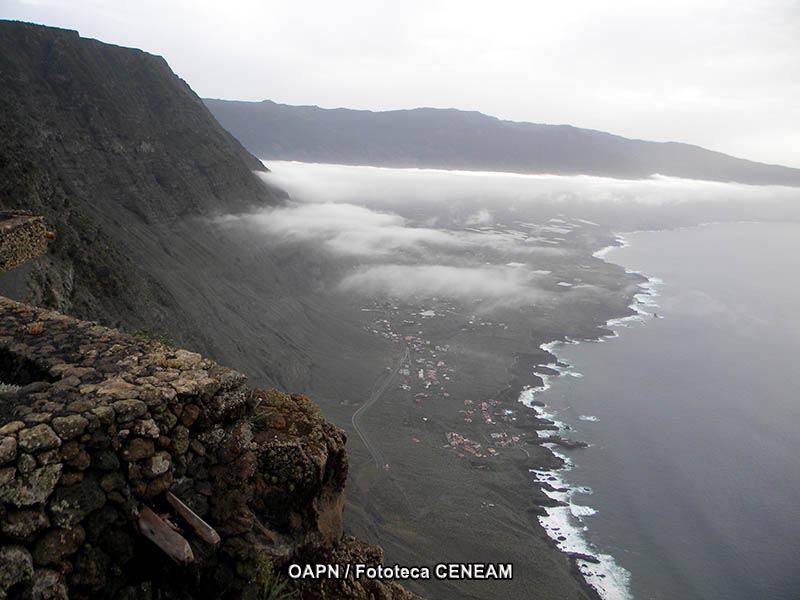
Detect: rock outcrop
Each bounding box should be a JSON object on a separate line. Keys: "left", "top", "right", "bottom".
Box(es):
{"left": 0, "top": 296, "right": 417, "bottom": 599}
{"left": 0, "top": 214, "right": 47, "bottom": 275}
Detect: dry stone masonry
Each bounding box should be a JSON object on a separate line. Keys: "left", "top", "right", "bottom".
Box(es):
{"left": 0, "top": 296, "right": 417, "bottom": 599}
{"left": 0, "top": 213, "right": 47, "bottom": 275}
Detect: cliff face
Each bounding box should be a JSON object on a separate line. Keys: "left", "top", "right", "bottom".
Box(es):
{"left": 0, "top": 20, "right": 270, "bottom": 333}
{"left": 0, "top": 21, "right": 314, "bottom": 390}
{"left": 0, "top": 296, "right": 417, "bottom": 599}
{"left": 0, "top": 21, "right": 421, "bottom": 599}
{"left": 0, "top": 22, "right": 272, "bottom": 221}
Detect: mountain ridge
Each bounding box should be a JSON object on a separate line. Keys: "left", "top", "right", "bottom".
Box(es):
{"left": 205, "top": 98, "right": 800, "bottom": 186}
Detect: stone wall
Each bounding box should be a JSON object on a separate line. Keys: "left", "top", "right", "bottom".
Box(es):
{"left": 0, "top": 214, "right": 47, "bottom": 275}
{"left": 0, "top": 296, "right": 417, "bottom": 600}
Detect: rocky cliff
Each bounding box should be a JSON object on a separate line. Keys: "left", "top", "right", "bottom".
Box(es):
{"left": 0, "top": 296, "right": 417, "bottom": 599}
{"left": 0, "top": 19, "right": 270, "bottom": 330}
{"left": 0, "top": 20, "right": 418, "bottom": 599}
{"left": 0, "top": 20, "right": 316, "bottom": 391}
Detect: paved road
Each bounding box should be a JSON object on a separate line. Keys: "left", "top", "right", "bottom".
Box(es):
{"left": 351, "top": 345, "right": 409, "bottom": 470}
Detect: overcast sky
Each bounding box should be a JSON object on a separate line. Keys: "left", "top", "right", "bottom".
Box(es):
{"left": 4, "top": 0, "right": 799, "bottom": 168}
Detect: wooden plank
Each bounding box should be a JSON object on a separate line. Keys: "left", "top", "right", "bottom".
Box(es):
{"left": 138, "top": 505, "right": 195, "bottom": 565}
{"left": 166, "top": 490, "right": 221, "bottom": 546}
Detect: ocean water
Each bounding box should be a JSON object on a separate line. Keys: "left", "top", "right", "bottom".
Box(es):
{"left": 534, "top": 221, "right": 800, "bottom": 600}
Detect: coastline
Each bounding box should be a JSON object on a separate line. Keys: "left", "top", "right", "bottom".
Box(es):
{"left": 252, "top": 158, "right": 673, "bottom": 600}
{"left": 518, "top": 235, "right": 664, "bottom": 600}
{"left": 327, "top": 228, "right": 658, "bottom": 600}
{"left": 534, "top": 221, "right": 800, "bottom": 600}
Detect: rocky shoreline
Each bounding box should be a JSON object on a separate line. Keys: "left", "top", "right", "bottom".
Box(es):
{"left": 325, "top": 283, "right": 643, "bottom": 600}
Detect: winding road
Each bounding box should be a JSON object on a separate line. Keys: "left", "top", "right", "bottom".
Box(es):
{"left": 351, "top": 345, "right": 410, "bottom": 470}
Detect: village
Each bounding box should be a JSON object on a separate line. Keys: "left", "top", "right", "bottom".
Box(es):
{"left": 361, "top": 298, "right": 532, "bottom": 463}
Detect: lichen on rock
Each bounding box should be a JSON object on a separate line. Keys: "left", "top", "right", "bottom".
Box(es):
{"left": 0, "top": 545, "right": 34, "bottom": 598}
{"left": 0, "top": 297, "right": 418, "bottom": 599}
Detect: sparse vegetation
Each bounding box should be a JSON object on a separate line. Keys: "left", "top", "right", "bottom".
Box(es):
{"left": 249, "top": 407, "right": 273, "bottom": 427}
{"left": 0, "top": 381, "right": 21, "bottom": 393}
{"left": 249, "top": 554, "right": 294, "bottom": 600}
{"left": 21, "top": 321, "right": 44, "bottom": 335}
{"left": 130, "top": 328, "right": 173, "bottom": 346}
{"left": 250, "top": 389, "right": 291, "bottom": 428}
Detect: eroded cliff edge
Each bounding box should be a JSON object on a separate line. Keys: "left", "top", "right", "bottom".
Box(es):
{"left": 0, "top": 296, "right": 417, "bottom": 599}
{"left": 0, "top": 20, "right": 315, "bottom": 391}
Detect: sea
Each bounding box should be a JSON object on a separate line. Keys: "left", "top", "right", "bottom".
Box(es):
{"left": 530, "top": 221, "right": 800, "bottom": 600}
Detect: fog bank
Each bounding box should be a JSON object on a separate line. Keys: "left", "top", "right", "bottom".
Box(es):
{"left": 215, "top": 161, "right": 800, "bottom": 305}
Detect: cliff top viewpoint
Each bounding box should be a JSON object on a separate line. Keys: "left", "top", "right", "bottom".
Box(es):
{"left": 0, "top": 296, "right": 417, "bottom": 599}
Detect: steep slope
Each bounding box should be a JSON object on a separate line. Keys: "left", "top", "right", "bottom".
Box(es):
{"left": 0, "top": 21, "right": 317, "bottom": 389}
{"left": 0, "top": 21, "right": 424, "bottom": 598}
{"left": 205, "top": 98, "right": 800, "bottom": 186}
{"left": 1, "top": 22, "right": 272, "bottom": 222}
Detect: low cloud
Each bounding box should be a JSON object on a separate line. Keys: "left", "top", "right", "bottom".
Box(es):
{"left": 259, "top": 161, "right": 800, "bottom": 228}
{"left": 216, "top": 200, "right": 570, "bottom": 262}
{"left": 339, "top": 264, "right": 548, "bottom": 305}
{"left": 217, "top": 202, "right": 462, "bottom": 257}
{"left": 216, "top": 162, "right": 800, "bottom": 307}
{"left": 219, "top": 202, "right": 399, "bottom": 239}
{"left": 465, "top": 209, "right": 493, "bottom": 225}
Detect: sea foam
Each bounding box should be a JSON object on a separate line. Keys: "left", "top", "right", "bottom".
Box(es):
{"left": 518, "top": 235, "right": 662, "bottom": 600}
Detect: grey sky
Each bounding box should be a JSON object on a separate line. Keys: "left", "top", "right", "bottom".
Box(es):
{"left": 4, "top": 0, "right": 799, "bottom": 167}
